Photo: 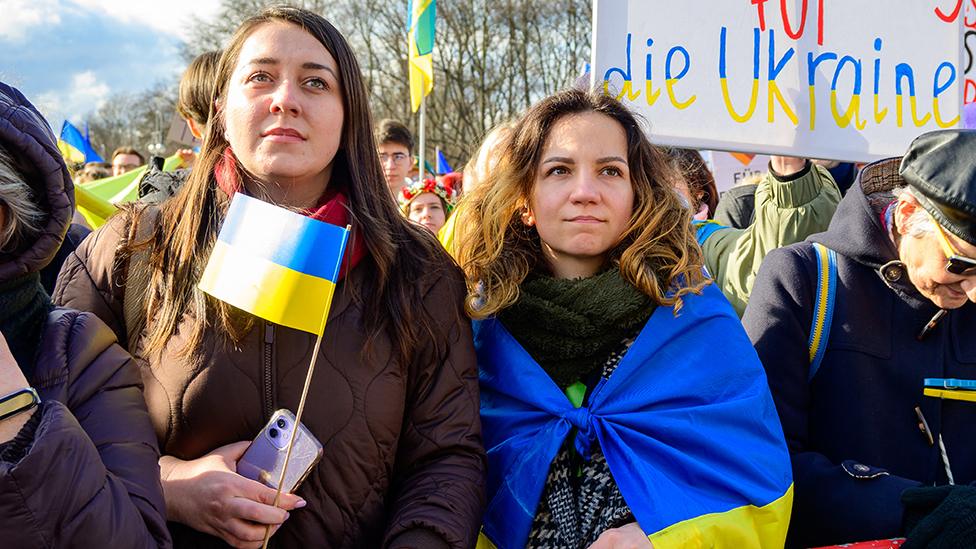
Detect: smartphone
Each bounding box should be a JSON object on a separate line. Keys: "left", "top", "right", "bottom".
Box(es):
{"left": 237, "top": 409, "right": 323, "bottom": 493}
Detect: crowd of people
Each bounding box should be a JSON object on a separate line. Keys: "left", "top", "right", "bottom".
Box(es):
{"left": 1, "top": 5, "right": 975, "bottom": 549}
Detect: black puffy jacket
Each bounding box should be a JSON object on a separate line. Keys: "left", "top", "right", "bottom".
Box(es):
{"left": 0, "top": 81, "right": 170, "bottom": 548}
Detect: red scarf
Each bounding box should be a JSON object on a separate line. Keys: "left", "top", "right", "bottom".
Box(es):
{"left": 215, "top": 148, "right": 366, "bottom": 280}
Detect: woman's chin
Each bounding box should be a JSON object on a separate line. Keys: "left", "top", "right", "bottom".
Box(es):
{"left": 250, "top": 163, "right": 329, "bottom": 186}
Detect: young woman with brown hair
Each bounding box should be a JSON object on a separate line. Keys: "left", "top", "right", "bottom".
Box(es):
{"left": 455, "top": 89, "right": 793, "bottom": 548}
{"left": 55, "top": 7, "right": 484, "bottom": 549}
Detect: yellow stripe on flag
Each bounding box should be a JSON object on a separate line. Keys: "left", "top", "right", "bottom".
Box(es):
{"left": 58, "top": 140, "right": 87, "bottom": 165}
{"left": 476, "top": 485, "right": 792, "bottom": 549}
{"left": 648, "top": 485, "right": 793, "bottom": 548}
{"left": 199, "top": 239, "right": 336, "bottom": 334}
{"left": 409, "top": 47, "right": 433, "bottom": 112}
{"left": 408, "top": 0, "right": 435, "bottom": 112}
{"left": 74, "top": 184, "right": 118, "bottom": 228}
{"left": 475, "top": 533, "right": 496, "bottom": 549}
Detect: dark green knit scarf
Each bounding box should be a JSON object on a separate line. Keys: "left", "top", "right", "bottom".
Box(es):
{"left": 499, "top": 268, "right": 655, "bottom": 389}
{"left": 0, "top": 273, "right": 51, "bottom": 381}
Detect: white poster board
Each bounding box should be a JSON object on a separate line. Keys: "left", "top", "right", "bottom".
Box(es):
{"left": 591, "top": 1, "right": 965, "bottom": 162}
{"left": 962, "top": 2, "right": 975, "bottom": 106}
{"left": 704, "top": 151, "right": 771, "bottom": 195}
{"left": 166, "top": 112, "right": 202, "bottom": 148}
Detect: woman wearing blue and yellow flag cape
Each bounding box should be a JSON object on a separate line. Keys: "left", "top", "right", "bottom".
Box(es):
{"left": 54, "top": 7, "right": 485, "bottom": 549}
{"left": 455, "top": 89, "right": 793, "bottom": 548}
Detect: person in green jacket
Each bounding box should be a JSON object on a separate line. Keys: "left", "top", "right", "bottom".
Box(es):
{"left": 685, "top": 156, "right": 841, "bottom": 316}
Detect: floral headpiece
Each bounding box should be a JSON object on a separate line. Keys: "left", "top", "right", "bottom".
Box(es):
{"left": 399, "top": 178, "right": 457, "bottom": 215}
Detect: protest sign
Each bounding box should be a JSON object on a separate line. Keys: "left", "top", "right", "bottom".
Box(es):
{"left": 953, "top": 1, "right": 976, "bottom": 105}
{"left": 703, "top": 151, "right": 771, "bottom": 194}
{"left": 166, "top": 111, "right": 202, "bottom": 148}
{"left": 592, "top": 1, "right": 965, "bottom": 161}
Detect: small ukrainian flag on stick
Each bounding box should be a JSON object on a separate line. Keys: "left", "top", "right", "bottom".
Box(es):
{"left": 199, "top": 193, "right": 350, "bottom": 335}
{"left": 199, "top": 193, "right": 350, "bottom": 549}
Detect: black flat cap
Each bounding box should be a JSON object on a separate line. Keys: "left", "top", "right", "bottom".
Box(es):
{"left": 899, "top": 130, "right": 976, "bottom": 246}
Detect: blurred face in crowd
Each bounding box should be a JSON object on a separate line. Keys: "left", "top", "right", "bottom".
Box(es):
{"left": 379, "top": 141, "right": 411, "bottom": 195}
{"left": 112, "top": 153, "right": 142, "bottom": 176}
{"left": 407, "top": 192, "right": 446, "bottom": 234}
{"left": 896, "top": 195, "right": 976, "bottom": 309}
{"left": 522, "top": 112, "right": 634, "bottom": 279}
{"left": 221, "top": 21, "right": 344, "bottom": 205}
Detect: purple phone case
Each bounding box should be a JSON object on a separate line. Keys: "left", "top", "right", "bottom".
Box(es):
{"left": 237, "top": 409, "right": 323, "bottom": 493}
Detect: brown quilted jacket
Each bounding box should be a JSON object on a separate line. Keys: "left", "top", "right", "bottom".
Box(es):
{"left": 53, "top": 211, "right": 486, "bottom": 549}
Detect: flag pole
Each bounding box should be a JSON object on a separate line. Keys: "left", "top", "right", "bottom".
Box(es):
{"left": 261, "top": 225, "right": 351, "bottom": 549}
{"left": 418, "top": 81, "right": 426, "bottom": 182}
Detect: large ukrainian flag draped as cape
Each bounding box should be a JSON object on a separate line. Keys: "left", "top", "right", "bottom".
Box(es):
{"left": 475, "top": 282, "right": 793, "bottom": 548}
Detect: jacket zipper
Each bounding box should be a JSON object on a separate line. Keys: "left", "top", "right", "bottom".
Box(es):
{"left": 263, "top": 322, "right": 276, "bottom": 421}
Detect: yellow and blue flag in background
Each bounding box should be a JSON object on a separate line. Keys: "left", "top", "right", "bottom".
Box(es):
{"left": 199, "top": 194, "right": 350, "bottom": 335}
{"left": 57, "top": 121, "right": 102, "bottom": 164}
{"left": 407, "top": 0, "right": 436, "bottom": 112}
{"left": 75, "top": 154, "right": 182, "bottom": 229}
{"left": 436, "top": 149, "right": 451, "bottom": 174}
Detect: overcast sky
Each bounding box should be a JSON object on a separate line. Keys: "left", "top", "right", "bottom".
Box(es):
{"left": 0, "top": 0, "right": 222, "bottom": 132}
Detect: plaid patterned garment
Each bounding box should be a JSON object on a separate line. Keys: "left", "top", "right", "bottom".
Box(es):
{"left": 526, "top": 339, "right": 637, "bottom": 548}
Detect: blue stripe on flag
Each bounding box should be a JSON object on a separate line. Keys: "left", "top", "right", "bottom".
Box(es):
{"left": 217, "top": 194, "right": 348, "bottom": 283}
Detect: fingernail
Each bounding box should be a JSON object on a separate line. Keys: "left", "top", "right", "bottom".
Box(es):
{"left": 285, "top": 512, "right": 290, "bottom": 521}
{"left": 296, "top": 499, "right": 307, "bottom": 508}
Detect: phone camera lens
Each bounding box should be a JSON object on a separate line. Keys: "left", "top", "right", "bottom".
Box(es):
{"left": 276, "top": 418, "right": 287, "bottom": 429}
{"left": 269, "top": 428, "right": 279, "bottom": 438}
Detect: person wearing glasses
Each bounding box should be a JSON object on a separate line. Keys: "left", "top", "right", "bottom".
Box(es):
{"left": 375, "top": 119, "right": 415, "bottom": 197}
{"left": 743, "top": 130, "right": 976, "bottom": 548}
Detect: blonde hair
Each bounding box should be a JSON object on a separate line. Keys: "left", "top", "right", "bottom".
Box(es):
{"left": 455, "top": 89, "right": 708, "bottom": 319}
{"left": 461, "top": 121, "right": 513, "bottom": 196}
{"left": 177, "top": 50, "right": 221, "bottom": 127}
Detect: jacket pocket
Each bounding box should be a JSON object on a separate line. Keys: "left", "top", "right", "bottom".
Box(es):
{"left": 822, "top": 278, "right": 893, "bottom": 360}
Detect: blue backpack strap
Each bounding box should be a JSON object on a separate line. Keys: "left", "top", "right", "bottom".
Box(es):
{"left": 692, "top": 220, "right": 731, "bottom": 246}
{"left": 807, "top": 243, "right": 838, "bottom": 380}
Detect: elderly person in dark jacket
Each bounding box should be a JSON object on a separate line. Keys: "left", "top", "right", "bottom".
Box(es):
{"left": 0, "top": 82, "right": 170, "bottom": 547}
{"left": 744, "top": 130, "right": 976, "bottom": 548}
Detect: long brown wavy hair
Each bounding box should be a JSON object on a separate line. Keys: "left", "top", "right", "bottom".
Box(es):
{"left": 455, "top": 88, "right": 708, "bottom": 319}
{"left": 123, "top": 6, "right": 449, "bottom": 367}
